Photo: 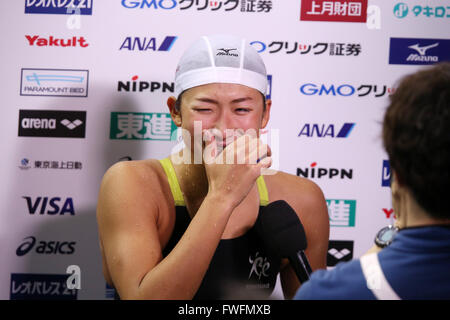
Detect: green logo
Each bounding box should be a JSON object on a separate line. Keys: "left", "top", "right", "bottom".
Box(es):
{"left": 110, "top": 112, "right": 177, "bottom": 140}
{"left": 326, "top": 199, "right": 356, "bottom": 227}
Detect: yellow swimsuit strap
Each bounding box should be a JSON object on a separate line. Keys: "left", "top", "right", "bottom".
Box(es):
{"left": 159, "top": 158, "right": 269, "bottom": 207}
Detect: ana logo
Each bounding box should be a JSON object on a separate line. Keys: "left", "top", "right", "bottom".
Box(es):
{"left": 110, "top": 112, "right": 177, "bottom": 141}
{"left": 23, "top": 196, "right": 75, "bottom": 215}
{"left": 298, "top": 123, "right": 355, "bottom": 138}
{"left": 297, "top": 162, "right": 353, "bottom": 180}
{"left": 119, "top": 36, "right": 177, "bottom": 51}
{"left": 327, "top": 199, "right": 356, "bottom": 227}
{"left": 300, "top": 0, "right": 368, "bottom": 23}
{"left": 20, "top": 68, "right": 88, "bottom": 97}
{"left": 248, "top": 252, "right": 270, "bottom": 280}
{"left": 217, "top": 48, "right": 238, "bottom": 57}
{"left": 25, "top": 0, "right": 93, "bottom": 15}
{"left": 26, "top": 35, "right": 89, "bottom": 47}
{"left": 382, "top": 208, "right": 395, "bottom": 219}
{"left": 382, "top": 160, "right": 391, "bottom": 187}
{"left": 16, "top": 236, "right": 76, "bottom": 256}
{"left": 327, "top": 240, "right": 354, "bottom": 267}
{"left": 389, "top": 38, "right": 450, "bottom": 65}
{"left": 18, "top": 110, "right": 86, "bottom": 138}
{"left": 393, "top": 3, "right": 408, "bottom": 18}
{"left": 118, "top": 75, "right": 174, "bottom": 93}
{"left": 10, "top": 273, "right": 77, "bottom": 300}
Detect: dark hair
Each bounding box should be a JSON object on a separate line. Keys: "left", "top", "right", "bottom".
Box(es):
{"left": 382, "top": 62, "right": 450, "bottom": 219}
{"left": 174, "top": 89, "right": 267, "bottom": 112}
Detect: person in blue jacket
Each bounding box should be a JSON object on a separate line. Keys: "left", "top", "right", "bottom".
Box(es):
{"left": 295, "top": 62, "right": 450, "bottom": 300}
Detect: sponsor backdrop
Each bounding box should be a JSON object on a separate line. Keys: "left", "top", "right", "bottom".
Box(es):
{"left": 0, "top": 0, "right": 448, "bottom": 300}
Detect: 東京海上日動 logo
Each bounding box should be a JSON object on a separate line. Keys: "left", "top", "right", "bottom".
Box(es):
{"left": 389, "top": 37, "right": 450, "bottom": 65}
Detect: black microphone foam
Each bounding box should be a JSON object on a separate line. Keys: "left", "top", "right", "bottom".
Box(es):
{"left": 257, "top": 200, "right": 307, "bottom": 258}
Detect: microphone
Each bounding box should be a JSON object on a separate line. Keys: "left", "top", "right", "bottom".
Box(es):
{"left": 256, "top": 200, "right": 313, "bottom": 284}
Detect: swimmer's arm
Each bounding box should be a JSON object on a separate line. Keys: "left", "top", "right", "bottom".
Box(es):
{"left": 278, "top": 177, "right": 330, "bottom": 299}
{"left": 97, "top": 162, "right": 234, "bottom": 300}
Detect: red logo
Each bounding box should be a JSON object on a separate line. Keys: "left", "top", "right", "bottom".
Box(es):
{"left": 25, "top": 35, "right": 89, "bottom": 48}
{"left": 300, "top": 0, "right": 368, "bottom": 23}
{"left": 382, "top": 208, "right": 395, "bottom": 219}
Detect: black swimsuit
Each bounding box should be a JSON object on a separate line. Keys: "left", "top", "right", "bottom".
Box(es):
{"left": 114, "top": 158, "right": 281, "bottom": 300}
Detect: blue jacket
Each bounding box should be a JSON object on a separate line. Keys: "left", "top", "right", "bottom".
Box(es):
{"left": 294, "top": 226, "right": 450, "bottom": 300}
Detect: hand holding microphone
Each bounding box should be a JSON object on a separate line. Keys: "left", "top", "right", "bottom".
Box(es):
{"left": 256, "top": 200, "right": 312, "bottom": 284}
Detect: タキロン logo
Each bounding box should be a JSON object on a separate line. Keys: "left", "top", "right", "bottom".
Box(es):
{"left": 217, "top": 48, "right": 238, "bottom": 57}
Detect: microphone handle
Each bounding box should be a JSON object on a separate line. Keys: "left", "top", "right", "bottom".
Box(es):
{"left": 288, "top": 251, "right": 312, "bottom": 284}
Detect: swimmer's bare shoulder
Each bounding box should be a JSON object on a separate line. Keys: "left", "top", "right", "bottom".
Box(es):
{"left": 96, "top": 159, "right": 175, "bottom": 298}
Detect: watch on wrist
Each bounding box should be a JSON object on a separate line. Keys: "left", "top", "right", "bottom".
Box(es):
{"left": 375, "top": 225, "right": 398, "bottom": 248}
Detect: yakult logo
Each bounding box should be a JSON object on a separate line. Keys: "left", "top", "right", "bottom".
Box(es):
{"left": 248, "top": 252, "right": 270, "bottom": 280}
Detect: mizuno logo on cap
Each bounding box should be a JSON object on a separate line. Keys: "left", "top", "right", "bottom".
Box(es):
{"left": 217, "top": 48, "right": 238, "bottom": 57}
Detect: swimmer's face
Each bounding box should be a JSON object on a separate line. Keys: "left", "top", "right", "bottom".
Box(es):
{"left": 168, "top": 83, "right": 271, "bottom": 152}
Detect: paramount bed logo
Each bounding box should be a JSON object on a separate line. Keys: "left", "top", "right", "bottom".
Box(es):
{"left": 21, "top": 68, "right": 88, "bottom": 97}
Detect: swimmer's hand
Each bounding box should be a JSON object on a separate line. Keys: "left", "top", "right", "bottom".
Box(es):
{"left": 203, "top": 132, "right": 272, "bottom": 209}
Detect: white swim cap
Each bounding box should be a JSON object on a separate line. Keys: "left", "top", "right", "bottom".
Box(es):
{"left": 174, "top": 34, "right": 268, "bottom": 98}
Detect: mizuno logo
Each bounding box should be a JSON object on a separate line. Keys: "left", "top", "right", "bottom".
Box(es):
{"left": 217, "top": 48, "right": 238, "bottom": 56}
{"left": 408, "top": 43, "right": 439, "bottom": 56}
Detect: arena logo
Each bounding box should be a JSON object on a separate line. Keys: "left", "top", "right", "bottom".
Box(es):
{"left": 25, "top": 35, "right": 89, "bottom": 47}
{"left": 299, "top": 83, "right": 394, "bottom": 97}
{"left": 327, "top": 199, "right": 356, "bottom": 227}
{"left": 327, "top": 240, "right": 354, "bottom": 267}
{"left": 382, "top": 160, "right": 391, "bottom": 187}
{"left": 298, "top": 123, "right": 355, "bottom": 138}
{"left": 10, "top": 273, "right": 77, "bottom": 300}
{"left": 16, "top": 236, "right": 76, "bottom": 256}
{"left": 25, "top": 0, "right": 93, "bottom": 15}
{"left": 18, "top": 110, "right": 86, "bottom": 138}
{"left": 296, "top": 162, "right": 353, "bottom": 179}
{"left": 118, "top": 75, "right": 174, "bottom": 93}
{"left": 300, "top": 0, "right": 368, "bottom": 23}
{"left": 119, "top": 36, "right": 177, "bottom": 51}
{"left": 21, "top": 68, "right": 88, "bottom": 97}
{"left": 389, "top": 37, "right": 450, "bottom": 65}
{"left": 23, "top": 196, "right": 75, "bottom": 215}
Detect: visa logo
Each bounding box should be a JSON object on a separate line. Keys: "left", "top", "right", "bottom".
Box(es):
{"left": 23, "top": 197, "right": 75, "bottom": 215}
